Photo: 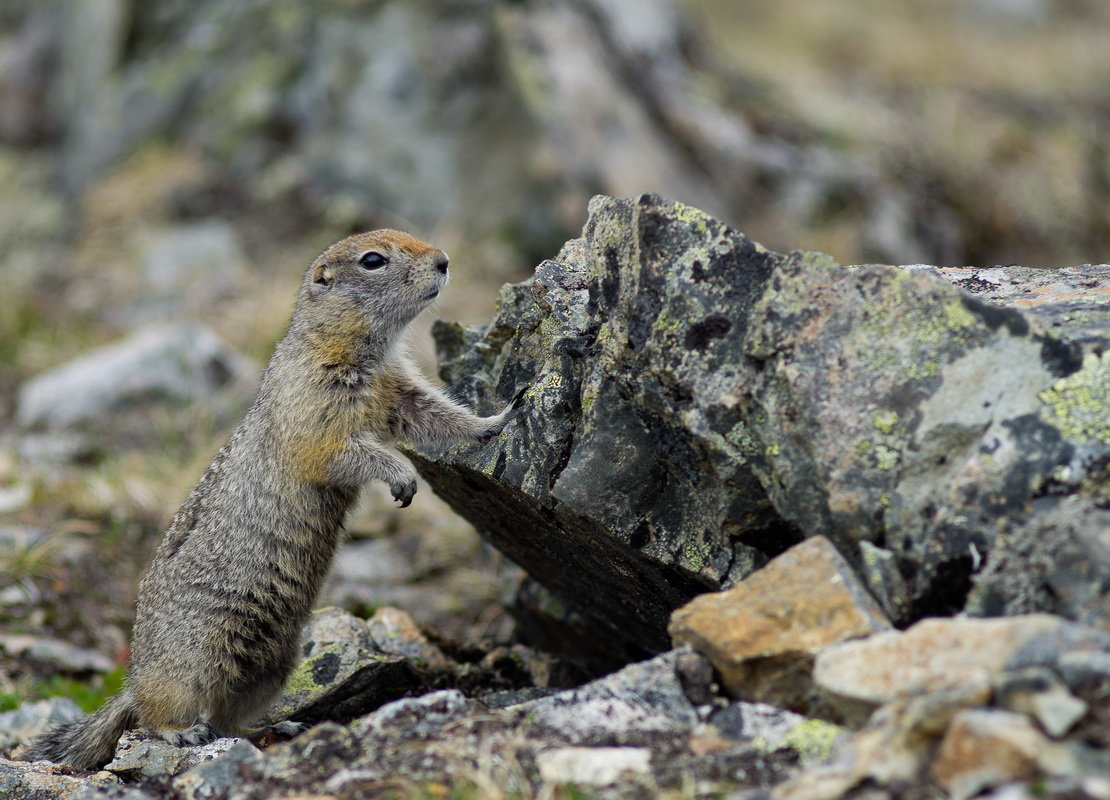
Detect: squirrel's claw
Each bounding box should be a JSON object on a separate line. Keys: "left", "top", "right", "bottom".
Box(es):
{"left": 477, "top": 385, "right": 529, "bottom": 444}
{"left": 391, "top": 478, "right": 417, "bottom": 508}
{"left": 508, "top": 385, "right": 528, "bottom": 410}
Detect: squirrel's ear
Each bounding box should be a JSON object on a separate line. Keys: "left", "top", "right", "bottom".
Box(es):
{"left": 308, "top": 263, "right": 333, "bottom": 297}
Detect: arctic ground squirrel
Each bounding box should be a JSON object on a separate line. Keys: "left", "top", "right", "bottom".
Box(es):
{"left": 24, "top": 229, "right": 521, "bottom": 769}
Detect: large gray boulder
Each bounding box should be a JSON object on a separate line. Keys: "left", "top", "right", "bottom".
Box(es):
{"left": 410, "top": 193, "right": 1110, "bottom": 659}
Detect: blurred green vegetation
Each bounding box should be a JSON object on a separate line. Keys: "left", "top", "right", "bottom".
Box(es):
{"left": 0, "top": 668, "right": 126, "bottom": 714}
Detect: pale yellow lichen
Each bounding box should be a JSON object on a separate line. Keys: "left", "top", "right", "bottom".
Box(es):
{"left": 1039, "top": 351, "right": 1110, "bottom": 445}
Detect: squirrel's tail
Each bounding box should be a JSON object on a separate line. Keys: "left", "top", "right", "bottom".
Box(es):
{"left": 23, "top": 689, "right": 139, "bottom": 770}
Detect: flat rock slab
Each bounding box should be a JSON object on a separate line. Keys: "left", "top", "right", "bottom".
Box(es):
{"left": 814, "top": 614, "right": 1110, "bottom": 724}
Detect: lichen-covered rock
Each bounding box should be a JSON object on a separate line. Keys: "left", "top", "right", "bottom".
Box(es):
{"left": 264, "top": 607, "right": 419, "bottom": 726}
{"left": 410, "top": 193, "right": 807, "bottom": 660}
{"left": 411, "top": 193, "right": 1110, "bottom": 658}
{"left": 740, "top": 255, "right": 1104, "bottom": 623}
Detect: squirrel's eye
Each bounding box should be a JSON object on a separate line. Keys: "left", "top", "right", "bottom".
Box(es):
{"left": 359, "top": 251, "right": 388, "bottom": 270}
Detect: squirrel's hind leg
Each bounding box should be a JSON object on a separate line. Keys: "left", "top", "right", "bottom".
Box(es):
{"left": 133, "top": 676, "right": 219, "bottom": 747}
{"left": 207, "top": 673, "right": 291, "bottom": 738}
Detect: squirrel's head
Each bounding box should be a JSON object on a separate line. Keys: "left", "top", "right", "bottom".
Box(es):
{"left": 299, "top": 229, "right": 449, "bottom": 332}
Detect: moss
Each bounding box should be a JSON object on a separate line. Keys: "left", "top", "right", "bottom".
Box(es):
{"left": 1039, "top": 351, "right": 1110, "bottom": 445}
{"left": 782, "top": 718, "right": 844, "bottom": 765}
{"left": 26, "top": 668, "right": 128, "bottom": 714}
{"left": 872, "top": 409, "right": 899, "bottom": 434}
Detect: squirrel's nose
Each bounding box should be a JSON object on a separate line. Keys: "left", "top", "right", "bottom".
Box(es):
{"left": 432, "top": 251, "right": 449, "bottom": 274}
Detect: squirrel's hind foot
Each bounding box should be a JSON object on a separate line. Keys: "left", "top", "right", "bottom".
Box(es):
{"left": 157, "top": 720, "right": 219, "bottom": 747}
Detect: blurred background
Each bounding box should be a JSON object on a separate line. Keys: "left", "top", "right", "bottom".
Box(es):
{"left": 0, "top": 0, "right": 1107, "bottom": 700}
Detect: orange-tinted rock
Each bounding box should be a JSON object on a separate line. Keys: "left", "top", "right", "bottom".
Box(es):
{"left": 931, "top": 709, "right": 1053, "bottom": 800}
{"left": 813, "top": 614, "right": 1102, "bottom": 725}
{"left": 669, "top": 536, "right": 890, "bottom": 718}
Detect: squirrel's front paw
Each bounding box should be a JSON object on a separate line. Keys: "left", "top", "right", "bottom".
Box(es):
{"left": 477, "top": 386, "right": 528, "bottom": 444}
{"left": 390, "top": 476, "right": 417, "bottom": 508}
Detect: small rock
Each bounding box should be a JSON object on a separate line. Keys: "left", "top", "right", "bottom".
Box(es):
{"left": 535, "top": 746, "right": 652, "bottom": 785}
{"left": 479, "top": 687, "right": 562, "bottom": 709}
{"left": 513, "top": 650, "right": 700, "bottom": 746}
{"left": 669, "top": 537, "right": 891, "bottom": 718}
{"left": 931, "top": 709, "right": 1056, "bottom": 800}
{"left": 104, "top": 731, "right": 243, "bottom": 779}
{"left": 0, "top": 757, "right": 127, "bottom": 800}
{"left": 995, "top": 668, "right": 1088, "bottom": 738}
{"left": 709, "top": 701, "right": 809, "bottom": 746}
{"left": 350, "top": 690, "right": 471, "bottom": 740}
{"left": 0, "top": 483, "right": 32, "bottom": 515}
{"left": 365, "top": 606, "right": 451, "bottom": 673}
{"left": 0, "top": 698, "right": 82, "bottom": 751}
{"left": 266, "top": 607, "right": 419, "bottom": 725}
{"left": 171, "top": 738, "right": 266, "bottom": 800}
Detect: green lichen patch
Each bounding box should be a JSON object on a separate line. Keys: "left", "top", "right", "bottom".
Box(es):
{"left": 874, "top": 444, "right": 900, "bottom": 471}
{"left": 1039, "top": 350, "right": 1110, "bottom": 445}
{"left": 282, "top": 654, "right": 330, "bottom": 696}
{"left": 872, "top": 410, "right": 899, "bottom": 435}
{"left": 944, "top": 299, "right": 977, "bottom": 329}
{"left": 669, "top": 199, "right": 714, "bottom": 235}
{"left": 781, "top": 718, "right": 845, "bottom": 765}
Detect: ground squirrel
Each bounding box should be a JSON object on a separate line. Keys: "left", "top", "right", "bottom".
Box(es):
{"left": 23, "top": 230, "right": 520, "bottom": 770}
